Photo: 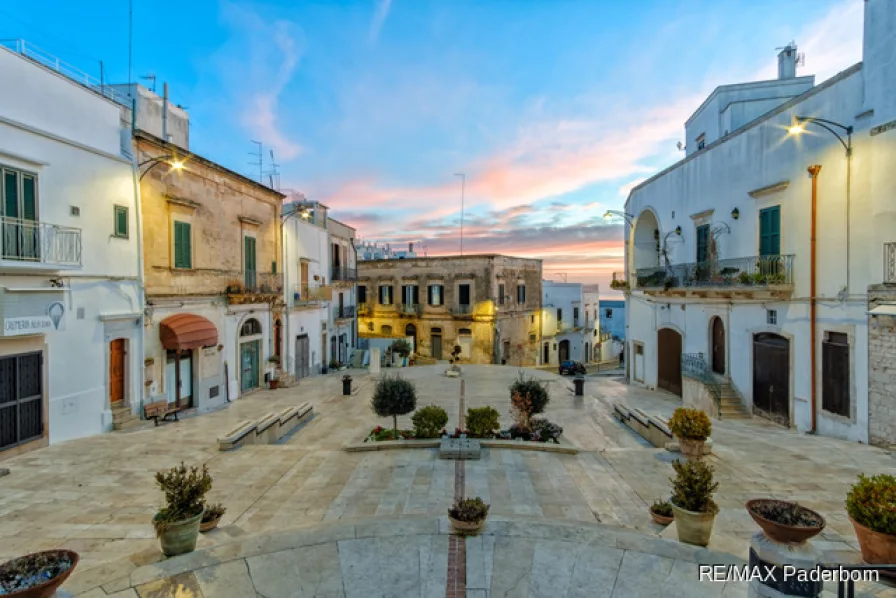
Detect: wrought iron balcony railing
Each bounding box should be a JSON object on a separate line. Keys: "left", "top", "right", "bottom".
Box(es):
{"left": 885, "top": 242, "right": 896, "bottom": 283}
{"left": 226, "top": 273, "right": 283, "bottom": 304}
{"left": 399, "top": 303, "right": 421, "bottom": 316}
{"left": 331, "top": 266, "right": 358, "bottom": 282}
{"left": 1, "top": 216, "right": 81, "bottom": 267}
{"left": 634, "top": 254, "right": 794, "bottom": 290}
{"left": 358, "top": 302, "right": 371, "bottom": 315}
{"left": 292, "top": 284, "right": 331, "bottom": 306}
{"left": 451, "top": 304, "right": 473, "bottom": 316}
{"left": 334, "top": 305, "right": 356, "bottom": 320}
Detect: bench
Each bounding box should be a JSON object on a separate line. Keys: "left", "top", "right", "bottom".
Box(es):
{"left": 143, "top": 401, "right": 185, "bottom": 426}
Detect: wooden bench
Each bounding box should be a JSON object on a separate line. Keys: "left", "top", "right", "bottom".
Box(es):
{"left": 143, "top": 401, "right": 185, "bottom": 426}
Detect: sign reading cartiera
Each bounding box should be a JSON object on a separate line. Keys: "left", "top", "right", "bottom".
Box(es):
{"left": 1, "top": 301, "right": 66, "bottom": 336}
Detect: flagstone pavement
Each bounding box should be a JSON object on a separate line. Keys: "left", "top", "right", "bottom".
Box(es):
{"left": 0, "top": 364, "right": 893, "bottom": 596}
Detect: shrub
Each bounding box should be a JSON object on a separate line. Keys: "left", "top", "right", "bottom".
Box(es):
{"left": 153, "top": 462, "right": 213, "bottom": 535}
{"left": 668, "top": 407, "right": 712, "bottom": 441}
{"left": 510, "top": 391, "right": 533, "bottom": 430}
{"left": 670, "top": 459, "right": 718, "bottom": 514}
{"left": 651, "top": 499, "right": 673, "bottom": 518}
{"left": 391, "top": 339, "right": 412, "bottom": 358}
{"left": 467, "top": 406, "right": 500, "bottom": 438}
{"left": 202, "top": 503, "right": 227, "bottom": 523}
{"left": 509, "top": 373, "right": 549, "bottom": 416}
{"left": 371, "top": 375, "right": 417, "bottom": 437}
{"left": 846, "top": 474, "right": 896, "bottom": 535}
{"left": 367, "top": 426, "right": 415, "bottom": 441}
{"left": 530, "top": 417, "right": 563, "bottom": 442}
{"left": 412, "top": 405, "right": 449, "bottom": 438}
{"left": 448, "top": 497, "right": 490, "bottom": 523}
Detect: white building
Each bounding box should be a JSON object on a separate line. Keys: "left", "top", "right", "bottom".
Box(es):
{"left": 622, "top": 0, "right": 896, "bottom": 444}
{"left": 0, "top": 42, "right": 143, "bottom": 455}
{"left": 540, "top": 281, "right": 597, "bottom": 365}
{"left": 357, "top": 241, "right": 418, "bottom": 261}
{"left": 327, "top": 218, "right": 358, "bottom": 366}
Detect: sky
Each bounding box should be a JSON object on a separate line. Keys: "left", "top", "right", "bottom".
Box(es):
{"left": 1, "top": 0, "right": 864, "bottom": 292}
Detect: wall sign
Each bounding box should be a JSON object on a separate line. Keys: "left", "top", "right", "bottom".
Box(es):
{"left": 870, "top": 120, "right": 896, "bottom": 137}
{"left": 2, "top": 302, "right": 65, "bottom": 336}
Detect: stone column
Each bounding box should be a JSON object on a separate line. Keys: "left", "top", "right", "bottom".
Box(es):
{"left": 748, "top": 532, "right": 823, "bottom": 598}
{"left": 369, "top": 347, "right": 380, "bottom": 375}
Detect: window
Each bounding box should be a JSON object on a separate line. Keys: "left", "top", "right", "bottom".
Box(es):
{"left": 458, "top": 284, "right": 471, "bottom": 306}
{"left": 635, "top": 345, "right": 644, "bottom": 355}
{"left": 244, "top": 236, "right": 257, "bottom": 289}
{"left": 605, "top": 308, "right": 613, "bottom": 319}
{"left": 402, "top": 284, "right": 419, "bottom": 306}
{"left": 556, "top": 308, "right": 562, "bottom": 322}
{"left": 531, "top": 315, "right": 534, "bottom": 324}
{"left": 759, "top": 206, "right": 781, "bottom": 256}
{"left": 696, "top": 133, "right": 706, "bottom": 150}
{"left": 822, "top": 331, "right": 850, "bottom": 417}
{"left": 428, "top": 284, "right": 444, "bottom": 306}
{"left": 766, "top": 309, "right": 777, "bottom": 325}
{"left": 173, "top": 221, "right": 192, "bottom": 269}
{"left": 498, "top": 283, "right": 505, "bottom": 305}
{"left": 2, "top": 166, "right": 38, "bottom": 259}
{"left": 382, "top": 325, "right": 392, "bottom": 335}
{"left": 113, "top": 206, "right": 128, "bottom": 238}
{"left": 696, "top": 224, "right": 710, "bottom": 263}
{"left": 358, "top": 285, "right": 367, "bottom": 304}
{"left": 240, "top": 318, "right": 262, "bottom": 336}
{"left": 517, "top": 284, "right": 526, "bottom": 303}
{"left": 573, "top": 307, "right": 579, "bottom": 321}
{"left": 378, "top": 284, "right": 393, "bottom": 305}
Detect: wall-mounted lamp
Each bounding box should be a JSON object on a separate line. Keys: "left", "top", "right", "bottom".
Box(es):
{"left": 731, "top": 207, "right": 740, "bottom": 220}
{"left": 674, "top": 226, "right": 682, "bottom": 235}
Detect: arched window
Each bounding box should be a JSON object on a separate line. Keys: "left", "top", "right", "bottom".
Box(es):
{"left": 240, "top": 318, "right": 262, "bottom": 336}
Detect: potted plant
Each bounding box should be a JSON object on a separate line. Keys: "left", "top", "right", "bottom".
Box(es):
{"left": 411, "top": 405, "right": 449, "bottom": 439}
{"left": 668, "top": 407, "right": 711, "bottom": 459}
{"left": 152, "top": 462, "right": 212, "bottom": 557}
{"left": 845, "top": 473, "right": 896, "bottom": 565}
{"left": 371, "top": 374, "right": 417, "bottom": 439}
{"left": 329, "top": 358, "right": 340, "bottom": 373}
{"left": 650, "top": 500, "right": 674, "bottom": 526}
{"left": 669, "top": 459, "right": 719, "bottom": 546}
{"left": 746, "top": 499, "right": 825, "bottom": 543}
{"left": 0, "top": 550, "right": 79, "bottom": 598}
{"left": 448, "top": 497, "right": 490, "bottom": 534}
{"left": 200, "top": 503, "right": 226, "bottom": 533}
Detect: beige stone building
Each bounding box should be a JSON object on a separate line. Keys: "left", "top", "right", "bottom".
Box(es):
{"left": 136, "top": 130, "right": 285, "bottom": 411}
{"left": 357, "top": 255, "right": 542, "bottom": 365}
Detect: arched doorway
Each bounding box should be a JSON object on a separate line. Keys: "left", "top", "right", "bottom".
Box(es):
{"left": 752, "top": 333, "right": 790, "bottom": 426}
{"left": 239, "top": 318, "right": 262, "bottom": 392}
{"left": 558, "top": 339, "right": 570, "bottom": 362}
{"left": 431, "top": 327, "right": 442, "bottom": 359}
{"left": 711, "top": 317, "right": 725, "bottom": 375}
{"left": 632, "top": 209, "right": 661, "bottom": 284}
{"left": 543, "top": 342, "right": 550, "bottom": 365}
{"left": 405, "top": 323, "right": 416, "bottom": 355}
{"left": 657, "top": 328, "right": 682, "bottom": 396}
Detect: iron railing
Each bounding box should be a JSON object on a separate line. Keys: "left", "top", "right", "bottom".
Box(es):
{"left": 399, "top": 303, "right": 421, "bottom": 316}
{"left": 885, "top": 242, "right": 896, "bottom": 283}
{"left": 451, "top": 304, "right": 473, "bottom": 316}
{"left": 0, "top": 39, "right": 131, "bottom": 106}
{"left": 292, "top": 284, "right": 331, "bottom": 306}
{"left": 610, "top": 272, "right": 629, "bottom": 290}
{"left": 358, "top": 303, "right": 371, "bottom": 315}
{"left": 334, "top": 305, "right": 356, "bottom": 320}
{"left": 681, "top": 353, "right": 722, "bottom": 417}
{"left": 331, "top": 266, "right": 358, "bottom": 282}
{"left": 635, "top": 254, "right": 794, "bottom": 290}
{"left": 1, "top": 217, "right": 81, "bottom": 267}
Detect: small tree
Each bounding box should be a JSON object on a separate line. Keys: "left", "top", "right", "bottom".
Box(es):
{"left": 391, "top": 339, "right": 412, "bottom": 358}
{"left": 371, "top": 374, "right": 417, "bottom": 438}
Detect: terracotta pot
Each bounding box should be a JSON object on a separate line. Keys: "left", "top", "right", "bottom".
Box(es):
{"left": 449, "top": 516, "right": 485, "bottom": 534}
{"left": 0, "top": 549, "right": 79, "bottom": 598}
{"left": 678, "top": 438, "right": 705, "bottom": 460}
{"left": 199, "top": 516, "right": 222, "bottom": 533}
{"left": 671, "top": 503, "right": 715, "bottom": 546}
{"left": 155, "top": 511, "right": 203, "bottom": 557}
{"left": 746, "top": 499, "right": 825, "bottom": 543}
{"left": 849, "top": 515, "right": 896, "bottom": 565}
{"left": 269, "top": 379, "right": 280, "bottom": 390}
{"left": 649, "top": 508, "right": 674, "bottom": 526}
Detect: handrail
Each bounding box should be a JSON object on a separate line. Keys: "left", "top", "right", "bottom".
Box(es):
{"left": 1, "top": 216, "right": 81, "bottom": 266}
{"left": 681, "top": 353, "right": 722, "bottom": 418}
{"left": 635, "top": 254, "right": 795, "bottom": 289}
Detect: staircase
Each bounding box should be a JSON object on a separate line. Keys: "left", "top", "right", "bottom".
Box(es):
{"left": 717, "top": 380, "right": 750, "bottom": 419}
{"left": 682, "top": 353, "right": 751, "bottom": 420}
{"left": 111, "top": 404, "right": 143, "bottom": 431}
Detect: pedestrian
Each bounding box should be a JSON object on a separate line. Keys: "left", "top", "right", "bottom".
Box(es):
{"left": 619, "top": 346, "right": 625, "bottom": 366}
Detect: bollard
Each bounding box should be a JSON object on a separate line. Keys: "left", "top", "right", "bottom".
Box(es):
{"left": 573, "top": 375, "right": 585, "bottom": 396}
{"left": 342, "top": 375, "right": 352, "bottom": 396}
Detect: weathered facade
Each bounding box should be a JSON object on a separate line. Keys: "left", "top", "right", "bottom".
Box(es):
{"left": 868, "top": 282, "right": 896, "bottom": 446}
{"left": 357, "top": 255, "right": 542, "bottom": 365}
{"left": 137, "top": 130, "right": 284, "bottom": 411}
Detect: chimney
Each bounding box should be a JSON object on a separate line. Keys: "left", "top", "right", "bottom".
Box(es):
{"left": 778, "top": 42, "right": 797, "bottom": 79}
{"left": 409, "top": 242, "right": 414, "bottom": 253}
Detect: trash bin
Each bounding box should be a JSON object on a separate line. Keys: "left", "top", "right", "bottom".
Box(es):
{"left": 342, "top": 375, "right": 352, "bottom": 396}
{"left": 573, "top": 375, "right": 585, "bottom": 396}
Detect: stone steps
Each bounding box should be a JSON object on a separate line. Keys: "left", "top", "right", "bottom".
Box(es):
{"left": 111, "top": 405, "right": 140, "bottom": 431}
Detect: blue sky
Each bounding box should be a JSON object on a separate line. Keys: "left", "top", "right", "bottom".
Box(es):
{"left": 1, "top": 0, "right": 863, "bottom": 288}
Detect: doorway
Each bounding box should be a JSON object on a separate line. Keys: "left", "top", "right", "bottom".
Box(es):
{"left": 165, "top": 351, "right": 194, "bottom": 407}
{"left": 559, "top": 339, "right": 570, "bottom": 362}
{"left": 431, "top": 327, "right": 442, "bottom": 359}
{"left": 405, "top": 323, "right": 417, "bottom": 355}
{"left": 295, "top": 334, "right": 310, "bottom": 378}
{"left": 711, "top": 317, "right": 725, "bottom": 375}
{"left": 109, "top": 339, "right": 126, "bottom": 406}
{"left": 543, "top": 342, "right": 550, "bottom": 365}
{"left": 752, "top": 333, "right": 790, "bottom": 426}
{"left": 239, "top": 318, "right": 262, "bottom": 392}
{"left": 274, "top": 319, "right": 282, "bottom": 362}
{"left": 657, "top": 328, "right": 682, "bottom": 396}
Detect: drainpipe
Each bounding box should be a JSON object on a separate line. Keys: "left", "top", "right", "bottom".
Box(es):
{"left": 808, "top": 164, "right": 822, "bottom": 433}
{"left": 129, "top": 149, "right": 147, "bottom": 413}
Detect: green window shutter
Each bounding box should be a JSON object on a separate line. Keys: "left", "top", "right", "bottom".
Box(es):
{"left": 244, "top": 236, "right": 257, "bottom": 289}
{"left": 22, "top": 175, "right": 36, "bottom": 221}
{"left": 174, "top": 221, "right": 191, "bottom": 268}
{"left": 114, "top": 206, "right": 128, "bottom": 237}
{"left": 759, "top": 207, "right": 781, "bottom": 256}
{"left": 696, "top": 224, "right": 710, "bottom": 262}
{"left": 4, "top": 170, "right": 19, "bottom": 218}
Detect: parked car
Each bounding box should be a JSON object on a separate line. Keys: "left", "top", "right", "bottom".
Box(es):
{"left": 559, "top": 360, "right": 586, "bottom": 375}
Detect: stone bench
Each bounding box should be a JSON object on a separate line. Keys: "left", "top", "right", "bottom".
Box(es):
{"left": 217, "top": 402, "right": 314, "bottom": 450}
{"left": 613, "top": 403, "right": 675, "bottom": 448}
{"left": 217, "top": 420, "right": 257, "bottom": 451}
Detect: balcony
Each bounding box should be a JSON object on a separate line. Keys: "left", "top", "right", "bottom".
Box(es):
{"left": 399, "top": 303, "right": 421, "bottom": 316}
{"left": 291, "top": 283, "right": 332, "bottom": 308}
{"left": 358, "top": 302, "right": 371, "bottom": 316}
{"left": 226, "top": 273, "right": 283, "bottom": 305}
{"left": 633, "top": 255, "right": 794, "bottom": 298}
{"left": 885, "top": 243, "right": 896, "bottom": 283}
{"left": 331, "top": 266, "right": 358, "bottom": 283}
{"left": 451, "top": 304, "right": 473, "bottom": 317}
{"left": 334, "top": 305, "right": 356, "bottom": 320}
{"left": 1, "top": 217, "right": 81, "bottom": 269}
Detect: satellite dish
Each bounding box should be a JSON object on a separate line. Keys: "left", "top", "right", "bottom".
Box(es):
{"left": 676, "top": 141, "right": 684, "bottom": 151}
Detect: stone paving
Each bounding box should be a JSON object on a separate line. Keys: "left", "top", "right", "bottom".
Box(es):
{"left": 0, "top": 365, "right": 894, "bottom": 596}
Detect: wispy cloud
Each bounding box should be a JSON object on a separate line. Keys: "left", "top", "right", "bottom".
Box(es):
{"left": 369, "top": 0, "right": 393, "bottom": 43}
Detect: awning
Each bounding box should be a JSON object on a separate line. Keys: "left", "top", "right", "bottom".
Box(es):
{"left": 868, "top": 304, "right": 896, "bottom": 317}
{"left": 159, "top": 314, "right": 218, "bottom": 351}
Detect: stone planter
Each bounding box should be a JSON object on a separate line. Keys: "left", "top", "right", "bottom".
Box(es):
{"left": 671, "top": 503, "right": 715, "bottom": 546}
{"left": 155, "top": 511, "right": 203, "bottom": 557}
{"left": 0, "top": 550, "right": 79, "bottom": 598}
{"left": 678, "top": 438, "right": 705, "bottom": 460}
{"left": 649, "top": 508, "right": 674, "bottom": 526}
{"left": 746, "top": 499, "right": 825, "bottom": 543}
{"left": 849, "top": 515, "right": 896, "bottom": 566}
{"left": 449, "top": 516, "right": 485, "bottom": 535}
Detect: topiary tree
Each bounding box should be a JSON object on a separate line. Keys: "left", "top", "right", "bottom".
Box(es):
{"left": 466, "top": 406, "right": 500, "bottom": 438}
{"left": 412, "top": 405, "right": 448, "bottom": 438}
{"left": 371, "top": 374, "right": 417, "bottom": 438}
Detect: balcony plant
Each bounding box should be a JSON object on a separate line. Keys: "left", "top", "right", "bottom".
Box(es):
{"left": 667, "top": 407, "right": 711, "bottom": 460}
{"left": 746, "top": 499, "right": 825, "bottom": 543}
{"left": 371, "top": 374, "right": 417, "bottom": 439}
{"left": 669, "top": 459, "right": 719, "bottom": 546}
{"left": 0, "top": 550, "right": 80, "bottom": 598}
{"left": 152, "top": 462, "right": 212, "bottom": 557}
{"left": 448, "top": 497, "right": 490, "bottom": 534}
{"left": 650, "top": 499, "right": 674, "bottom": 526}
{"left": 845, "top": 473, "right": 896, "bottom": 565}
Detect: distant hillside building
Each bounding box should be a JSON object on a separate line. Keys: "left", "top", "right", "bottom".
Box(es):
{"left": 357, "top": 241, "right": 418, "bottom": 261}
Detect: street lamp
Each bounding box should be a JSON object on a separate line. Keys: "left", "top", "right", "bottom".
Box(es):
{"left": 787, "top": 116, "right": 853, "bottom": 156}
{"left": 138, "top": 154, "right": 184, "bottom": 181}
{"left": 603, "top": 210, "right": 635, "bottom": 226}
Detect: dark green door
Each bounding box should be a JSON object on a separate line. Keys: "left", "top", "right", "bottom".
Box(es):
{"left": 240, "top": 340, "right": 259, "bottom": 391}
{"left": 696, "top": 224, "right": 710, "bottom": 262}
{"left": 244, "top": 236, "right": 257, "bottom": 290}
{"left": 759, "top": 207, "right": 781, "bottom": 256}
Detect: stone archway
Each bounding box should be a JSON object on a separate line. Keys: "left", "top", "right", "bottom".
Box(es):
{"left": 632, "top": 209, "right": 661, "bottom": 285}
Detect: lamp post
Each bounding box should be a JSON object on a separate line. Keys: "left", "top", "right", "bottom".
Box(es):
{"left": 788, "top": 116, "right": 852, "bottom": 156}
{"left": 603, "top": 210, "right": 635, "bottom": 226}
{"left": 138, "top": 155, "right": 184, "bottom": 181}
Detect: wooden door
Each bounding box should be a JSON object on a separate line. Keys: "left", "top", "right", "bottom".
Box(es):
{"left": 432, "top": 333, "right": 442, "bottom": 360}
{"left": 657, "top": 329, "right": 682, "bottom": 396}
{"left": 109, "top": 339, "right": 125, "bottom": 405}
{"left": 711, "top": 318, "right": 725, "bottom": 375}
{"left": 752, "top": 333, "right": 790, "bottom": 425}
{"left": 295, "top": 335, "right": 310, "bottom": 378}
{"left": 559, "top": 340, "right": 570, "bottom": 362}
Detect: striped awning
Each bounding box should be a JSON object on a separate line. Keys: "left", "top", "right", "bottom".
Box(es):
{"left": 159, "top": 314, "right": 218, "bottom": 351}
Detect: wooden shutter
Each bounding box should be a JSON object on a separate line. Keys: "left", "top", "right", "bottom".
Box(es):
{"left": 822, "top": 332, "right": 850, "bottom": 417}
{"left": 244, "top": 236, "right": 257, "bottom": 289}
{"left": 174, "top": 221, "right": 192, "bottom": 268}
{"left": 759, "top": 207, "right": 781, "bottom": 256}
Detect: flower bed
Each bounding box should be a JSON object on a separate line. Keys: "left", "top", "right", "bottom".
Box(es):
{"left": 366, "top": 426, "right": 415, "bottom": 442}
{"left": 495, "top": 418, "right": 564, "bottom": 444}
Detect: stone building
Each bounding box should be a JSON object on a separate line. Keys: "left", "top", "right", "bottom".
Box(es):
{"left": 137, "top": 130, "right": 285, "bottom": 411}
{"left": 868, "top": 281, "right": 896, "bottom": 446}
{"left": 357, "top": 255, "right": 542, "bottom": 365}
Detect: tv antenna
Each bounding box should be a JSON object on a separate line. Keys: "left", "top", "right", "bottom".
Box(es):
{"left": 676, "top": 141, "right": 685, "bottom": 152}
{"left": 140, "top": 73, "right": 157, "bottom": 92}
{"left": 266, "top": 149, "right": 281, "bottom": 190}
{"left": 249, "top": 141, "right": 263, "bottom": 183}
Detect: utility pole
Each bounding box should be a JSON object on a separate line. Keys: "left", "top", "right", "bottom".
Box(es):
{"left": 455, "top": 173, "right": 465, "bottom": 255}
